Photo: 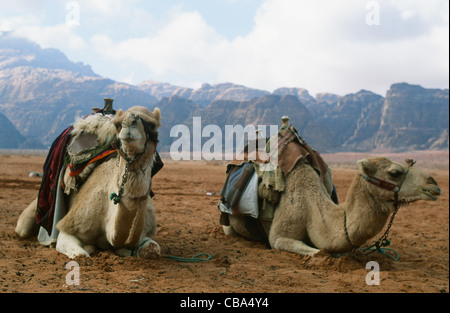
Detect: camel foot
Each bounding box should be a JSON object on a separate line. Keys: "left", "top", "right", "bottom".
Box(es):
{"left": 136, "top": 238, "right": 161, "bottom": 259}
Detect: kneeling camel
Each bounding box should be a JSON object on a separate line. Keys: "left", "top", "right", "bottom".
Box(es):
{"left": 223, "top": 157, "right": 441, "bottom": 256}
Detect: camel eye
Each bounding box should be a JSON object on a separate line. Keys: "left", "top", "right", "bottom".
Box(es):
{"left": 389, "top": 170, "right": 403, "bottom": 178}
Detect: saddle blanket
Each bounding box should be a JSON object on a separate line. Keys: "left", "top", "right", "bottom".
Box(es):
{"left": 219, "top": 162, "right": 259, "bottom": 219}
{"left": 218, "top": 122, "right": 335, "bottom": 223}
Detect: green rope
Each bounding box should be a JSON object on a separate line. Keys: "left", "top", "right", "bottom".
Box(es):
{"left": 110, "top": 192, "right": 121, "bottom": 205}
{"left": 361, "top": 239, "right": 400, "bottom": 261}
{"left": 163, "top": 253, "right": 212, "bottom": 263}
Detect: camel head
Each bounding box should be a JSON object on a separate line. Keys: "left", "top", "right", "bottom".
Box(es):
{"left": 357, "top": 157, "right": 441, "bottom": 210}
{"left": 113, "top": 106, "right": 161, "bottom": 159}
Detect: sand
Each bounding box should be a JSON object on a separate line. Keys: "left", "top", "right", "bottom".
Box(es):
{"left": 0, "top": 153, "right": 448, "bottom": 294}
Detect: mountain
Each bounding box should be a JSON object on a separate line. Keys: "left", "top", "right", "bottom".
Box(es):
{"left": 0, "top": 112, "right": 46, "bottom": 149}
{"left": 273, "top": 87, "right": 317, "bottom": 106}
{"left": 154, "top": 84, "right": 448, "bottom": 153}
{"left": 205, "top": 94, "right": 336, "bottom": 152}
{"left": 1, "top": 34, "right": 448, "bottom": 153}
{"left": 0, "top": 33, "right": 158, "bottom": 147}
{"left": 0, "top": 33, "right": 95, "bottom": 76}
{"left": 374, "top": 83, "right": 449, "bottom": 151}
{"left": 314, "top": 90, "right": 385, "bottom": 150}
{"left": 156, "top": 95, "right": 200, "bottom": 151}
{"left": 138, "top": 80, "right": 270, "bottom": 107}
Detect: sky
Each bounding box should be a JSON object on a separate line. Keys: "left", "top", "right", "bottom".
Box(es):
{"left": 0, "top": 0, "right": 448, "bottom": 96}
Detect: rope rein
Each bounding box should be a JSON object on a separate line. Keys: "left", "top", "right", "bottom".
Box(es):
{"left": 163, "top": 254, "right": 212, "bottom": 262}
{"left": 110, "top": 115, "right": 150, "bottom": 205}
{"left": 110, "top": 156, "right": 134, "bottom": 205}
{"left": 361, "top": 197, "right": 401, "bottom": 260}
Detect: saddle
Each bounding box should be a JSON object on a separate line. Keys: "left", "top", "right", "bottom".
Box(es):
{"left": 218, "top": 123, "right": 338, "bottom": 242}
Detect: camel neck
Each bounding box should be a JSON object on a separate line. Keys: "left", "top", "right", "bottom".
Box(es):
{"left": 110, "top": 152, "right": 154, "bottom": 248}
{"left": 118, "top": 147, "right": 154, "bottom": 191}
{"left": 342, "top": 175, "right": 392, "bottom": 248}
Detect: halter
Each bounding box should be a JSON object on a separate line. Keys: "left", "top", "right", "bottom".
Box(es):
{"left": 110, "top": 115, "right": 159, "bottom": 205}
{"left": 344, "top": 159, "right": 416, "bottom": 253}
{"left": 359, "top": 173, "right": 401, "bottom": 193}
{"left": 358, "top": 159, "right": 416, "bottom": 195}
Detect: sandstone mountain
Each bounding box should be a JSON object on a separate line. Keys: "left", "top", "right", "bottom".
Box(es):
{"left": 374, "top": 83, "right": 449, "bottom": 151}
{"left": 0, "top": 34, "right": 448, "bottom": 153}
{"left": 0, "top": 34, "right": 157, "bottom": 146}
{"left": 138, "top": 80, "right": 269, "bottom": 107}
{"left": 152, "top": 83, "right": 448, "bottom": 153}
{"left": 0, "top": 112, "right": 45, "bottom": 149}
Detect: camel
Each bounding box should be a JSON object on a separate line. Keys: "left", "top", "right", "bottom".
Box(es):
{"left": 15, "top": 106, "right": 162, "bottom": 259}
{"left": 223, "top": 156, "right": 441, "bottom": 256}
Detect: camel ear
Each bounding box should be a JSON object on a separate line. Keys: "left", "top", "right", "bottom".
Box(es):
{"left": 113, "top": 109, "right": 124, "bottom": 130}
{"left": 357, "top": 158, "right": 377, "bottom": 177}
{"left": 152, "top": 107, "right": 161, "bottom": 129}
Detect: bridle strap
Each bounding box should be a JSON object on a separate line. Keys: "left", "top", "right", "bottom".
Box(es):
{"left": 359, "top": 173, "right": 401, "bottom": 192}
{"left": 359, "top": 164, "right": 413, "bottom": 194}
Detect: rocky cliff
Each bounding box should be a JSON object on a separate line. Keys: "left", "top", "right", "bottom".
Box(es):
{"left": 0, "top": 34, "right": 157, "bottom": 147}
{"left": 1, "top": 34, "right": 448, "bottom": 153}
{"left": 374, "top": 83, "right": 449, "bottom": 151}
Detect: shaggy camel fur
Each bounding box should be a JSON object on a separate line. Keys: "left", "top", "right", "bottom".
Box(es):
{"left": 223, "top": 157, "right": 441, "bottom": 256}
{"left": 16, "top": 106, "right": 162, "bottom": 259}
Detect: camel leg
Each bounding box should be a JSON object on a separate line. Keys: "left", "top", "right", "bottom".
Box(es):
{"left": 270, "top": 236, "right": 320, "bottom": 256}
{"left": 136, "top": 237, "right": 160, "bottom": 259}
{"left": 56, "top": 231, "right": 91, "bottom": 258}
{"left": 15, "top": 198, "right": 39, "bottom": 239}
{"left": 222, "top": 225, "right": 237, "bottom": 236}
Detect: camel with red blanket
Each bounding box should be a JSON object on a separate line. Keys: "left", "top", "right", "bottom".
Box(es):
{"left": 16, "top": 106, "right": 162, "bottom": 259}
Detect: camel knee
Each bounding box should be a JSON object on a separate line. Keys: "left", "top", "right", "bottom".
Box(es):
{"left": 15, "top": 198, "right": 39, "bottom": 239}
{"left": 270, "top": 236, "right": 320, "bottom": 257}
{"left": 56, "top": 231, "right": 90, "bottom": 259}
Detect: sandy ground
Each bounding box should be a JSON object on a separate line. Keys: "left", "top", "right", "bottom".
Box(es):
{"left": 0, "top": 152, "right": 448, "bottom": 295}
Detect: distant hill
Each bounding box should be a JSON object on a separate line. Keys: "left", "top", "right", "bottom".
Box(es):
{"left": 138, "top": 80, "right": 270, "bottom": 107}
{"left": 0, "top": 112, "right": 45, "bottom": 149}
{"left": 374, "top": 83, "right": 449, "bottom": 151}
{"left": 0, "top": 33, "right": 157, "bottom": 147}
{"left": 149, "top": 82, "right": 448, "bottom": 153}
{"left": 0, "top": 33, "right": 448, "bottom": 153}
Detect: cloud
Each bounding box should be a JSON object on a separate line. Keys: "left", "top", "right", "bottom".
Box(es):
{"left": 2, "top": 0, "right": 448, "bottom": 95}
{"left": 14, "top": 24, "right": 87, "bottom": 51}
{"left": 90, "top": 10, "right": 229, "bottom": 84}
{"left": 89, "top": 0, "right": 448, "bottom": 95}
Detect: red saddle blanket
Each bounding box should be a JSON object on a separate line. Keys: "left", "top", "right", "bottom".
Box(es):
{"left": 36, "top": 126, "right": 73, "bottom": 234}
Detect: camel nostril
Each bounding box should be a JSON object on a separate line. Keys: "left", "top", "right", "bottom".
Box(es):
{"left": 427, "top": 177, "right": 438, "bottom": 186}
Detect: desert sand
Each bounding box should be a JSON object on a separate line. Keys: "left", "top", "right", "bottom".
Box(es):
{"left": 0, "top": 152, "right": 448, "bottom": 294}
